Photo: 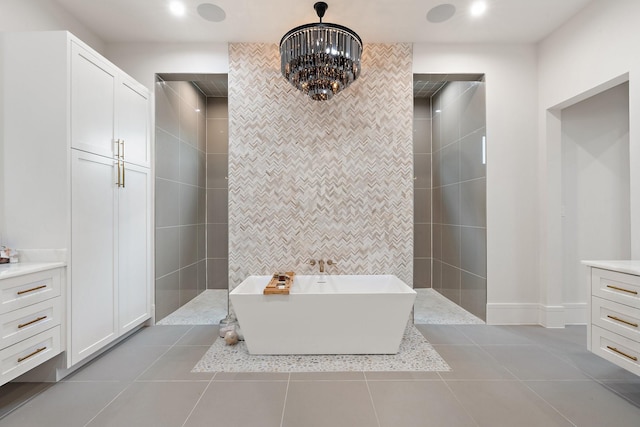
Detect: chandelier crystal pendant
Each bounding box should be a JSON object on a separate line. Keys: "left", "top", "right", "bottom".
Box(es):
{"left": 279, "top": 2, "right": 363, "bottom": 101}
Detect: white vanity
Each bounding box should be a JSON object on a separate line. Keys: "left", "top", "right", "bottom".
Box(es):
{"left": 584, "top": 261, "right": 640, "bottom": 376}
{"left": 0, "top": 262, "right": 65, "bottom": 386}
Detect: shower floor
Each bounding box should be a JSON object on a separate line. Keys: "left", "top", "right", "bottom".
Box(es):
{"left": 157, "top": 288, "right": 482, "bottom": 326}
{"left": 157, "top": 289, "right": 228, "bottom": 325}
{"left": 413, "top": 288, "right": 484, "bottom": 324}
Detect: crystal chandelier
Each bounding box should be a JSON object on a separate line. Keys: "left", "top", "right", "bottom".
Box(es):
{"left": 279, "top": 2, "right": 362, "bottom": 101}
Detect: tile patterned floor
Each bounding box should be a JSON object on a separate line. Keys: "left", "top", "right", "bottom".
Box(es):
{"left": 1, "top": 324, "right": 640, "bottom": 426}
{"left": 413, "top": 288, "right": 485, "bottom": 324}
{"left": 192, "top": 324, "right": 450, "bottom": 372}
{"left": 157, "top": 289, "right": 228, "bottom": 325}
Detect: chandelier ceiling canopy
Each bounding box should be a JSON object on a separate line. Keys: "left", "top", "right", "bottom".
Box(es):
{"left": 279, "top": 2, "right": 363, "bottom": 101}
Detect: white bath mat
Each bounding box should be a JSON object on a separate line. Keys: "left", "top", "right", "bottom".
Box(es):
{"left": 191, "top": 324, "right": 450, "bottom": 373}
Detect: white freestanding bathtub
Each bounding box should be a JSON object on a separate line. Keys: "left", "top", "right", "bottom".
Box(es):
{"left": 229, "top": 274, "right": 416, "bottom": 355}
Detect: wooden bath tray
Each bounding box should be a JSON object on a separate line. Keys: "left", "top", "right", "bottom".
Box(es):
{"left": 264, "top": 272, "right": 295, "bottom": 295}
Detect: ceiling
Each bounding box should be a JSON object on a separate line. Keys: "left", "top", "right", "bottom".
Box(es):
{"left": 54, "top": 0, "right": 594, "bottom": 45}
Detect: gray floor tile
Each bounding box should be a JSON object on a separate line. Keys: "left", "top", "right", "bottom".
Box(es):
{"left": 65, "top": 344, "right": 168, "bottom": 382}
{"left": 368, "top": 380, "right": 477, "bottom": 427}
{"left": 560, "top": 349, "right": 640, "bottom": 380}
{"left": 447, "top": 380, "right": 573, "bottom": 427}
{"left": 456, "top": 325, "right": 534, "bottom": 345}
{"left": 123, "top": 325, "right": 192, "bottom": 346}
{"left": 175, "top": 325, "right": 219, "bottom": 346}
{"left": 282, "top": 381, "right": 378, "bottom": 427}
{"left": 0, "top": 382, "right": 128, "bottom": 427}
{"left": 137, "top": 345, "right": 214, "bottom": 381}
{"left": 602, "top": 380, "right": 640, "bottom": 407}
{"left": 525, "top": 380, "right": 640, "bottom": 427}
{"left": 86, "top": 381, "right": 207, "bottom": 427}
{"left": 505, "top": 325, "right": 586, "bottom": 348}
{"left": 365, "top": 371, "right": 441, "bottom": 380}
{"left": 213, "top": 372, "right": 289, "bottom": 381}
{"left": 416, "top": 324, "right": 475, "bottom": 345}
{"left": 482, "top": 345, "right": 590, "bottom": 380}
{"left": 184, "top": 381, "right": 287, "bottom": 427}
{"left": 290, "top": 372, "right": 365, "bottom": 381}
{"left": 0, "top": 382, "right": 51, "bottom": 419}
{"left": 434, "top": 345, "right": 515, "bottom": 380}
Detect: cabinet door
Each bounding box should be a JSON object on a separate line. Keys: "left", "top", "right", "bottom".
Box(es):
{"left": 71, "top": 150, "right": 118, "bottom": 365}
{"left": 118, "top": 163, "right": 151, "bottom": 333}
{"left": 71, "top": 42, "right": 116, "bottom": 158}
{"left": 117, "top": 77, "right": 150, "bottom": 168}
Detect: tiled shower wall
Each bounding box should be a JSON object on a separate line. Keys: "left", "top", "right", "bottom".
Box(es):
{"left": 432, "top": 80, "right": 487, "bottom": 320}
{"left": 413, "top": 98, "right": 432, "bottom": 288}
{"left": 228, "top": 43, "right": 414, "bottom": 289}
{"left": 206, "top": 97, "right": 229, "bottom": 289}
{"left": 155, "top": 80, "right": 207, "bottom": 321}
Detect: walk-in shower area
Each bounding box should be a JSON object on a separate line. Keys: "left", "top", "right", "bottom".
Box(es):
{"left": 154, "top": 74, "right": 229, "bottom": 325}
{"left": 413, "top": 74, "right": 487, "bottom": 323}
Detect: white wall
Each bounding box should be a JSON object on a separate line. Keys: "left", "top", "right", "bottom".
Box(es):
{"left": 538, "top": 0, "right": 640, "bottom": 326}
{"left": 0, "top": 0, "right": 105, "bottom": 53}
{"left": 561, "top": 83, "right": 630, "bottom": 304}
{"left": 104, "top": 43, "right": 229, "bottom": 91}
{"left": 413, "top": 44, "right": 540, "bottom": 324}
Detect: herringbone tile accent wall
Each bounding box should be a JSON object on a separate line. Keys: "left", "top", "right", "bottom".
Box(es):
{"left": 228, "top": 43, "right": 413, "bottom": 290}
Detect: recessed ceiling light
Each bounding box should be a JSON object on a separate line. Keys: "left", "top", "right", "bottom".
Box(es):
{"left": 426, "top": 4, "right": 456, "bottom": 24}
{"left": 197, "top": 3, "right": 226, "bottom": 22}
{"left": 470, "top": 1, "right": 487, "bottom": 17}
{"left": 169, "top": 1, "right": 186, "bottom": 16}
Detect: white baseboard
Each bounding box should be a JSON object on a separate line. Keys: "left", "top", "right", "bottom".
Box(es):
{"left": 563, "top": 303, "right": 588, "bottom": 325}
{"left": 487, "top": 302, "right": 588, "bottom": 327}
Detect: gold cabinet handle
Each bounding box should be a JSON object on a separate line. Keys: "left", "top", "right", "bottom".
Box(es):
{"left": 17, "top": 346, "right": 47, "bottom": 363}
{"left": 18, "top": 316, "right": 48, "bottom": 329}
{"left": 17, "top": 285, "right": 46, "bottom": 295}
{"left": 121, "top": 139, "right": 125, "bottom": 160}
{"left": 607, "top": 315, "right": 638, "bottom": 328}
{"left": 606, "top": 285, "right": 638, "bottom": 295}
{"left": 115, "top": 139, "right": 121, "bottom": 159}
{"left": 122, "top": 161, "right": 125, "bottom": 188}
{"left": 607, "top": 345, "right": 638, "bottom": 362}
{"left": 116, "top": 160, "right": 121, "bottom": 187}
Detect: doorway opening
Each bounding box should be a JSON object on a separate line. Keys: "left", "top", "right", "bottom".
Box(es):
{"left": 413, "top": 74, "right": 487, "bottom": 324}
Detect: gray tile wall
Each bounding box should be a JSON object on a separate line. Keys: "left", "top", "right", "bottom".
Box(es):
{"left": 413, "top": 98, "right": 432, "bottom": 288}
{"left": 155, "top": 79, "right": 207, "bottom": 322}
{"left": 432, "top": 80, "right": 487, "bottom": 320}
{"left": 228, "top": 43, "right": 414, "bottom": 292}
{"left": 206, "top": 97, "right": 229, "bottom": 289}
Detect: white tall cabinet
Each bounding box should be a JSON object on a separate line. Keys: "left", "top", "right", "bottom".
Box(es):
{"left": 0, "top": 31, "right": 152, "bottom": 368}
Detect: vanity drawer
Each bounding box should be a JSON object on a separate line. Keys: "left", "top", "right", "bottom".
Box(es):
{"left": 592, "top": 268, "right": 640, "bottom": 309}
{"left": 592, "top": 296, "right": 640, "bottom": 342}
{"left": 591, "top": 325, "right": 640, "bottom": 376}
{"left": 0, "top": 269, "right": 61, "bottom": 314}
{"left": 0, "top": 297, "right": 62, "bottom": 349}
{"left": 0, "top": 325, "right": 61, "bottom": 386}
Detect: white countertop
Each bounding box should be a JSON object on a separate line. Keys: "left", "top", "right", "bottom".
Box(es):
{"left": 0, "top": 261, "right": 66, "bottom": 279}
{"left": 582, "top": 260, "right": 640, "bottom": 276}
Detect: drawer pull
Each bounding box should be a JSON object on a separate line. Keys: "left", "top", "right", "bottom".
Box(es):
{"left": 606, "top": 285, "right": 638, "bottom": 295}
{"left": 17, "top": 346, "right": 47, "bottom": 363}
{"left": 18, "top": 316, "right": 48, "bottom": 329}
{"left": 16, "top": 285, "right": 47, "bottom": 295}
{"left": 607, "top": 315, "right": 638, "bottom": 328}
{"left": 607, "top": 346, "right": 638, "bottom": 362}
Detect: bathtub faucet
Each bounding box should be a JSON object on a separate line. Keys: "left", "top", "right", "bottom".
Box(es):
{"left": 309, "top": 259, "right": 325, "bottom": 272}
{"left": 309, "top": 259, "right": 337, "bottom": 273}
